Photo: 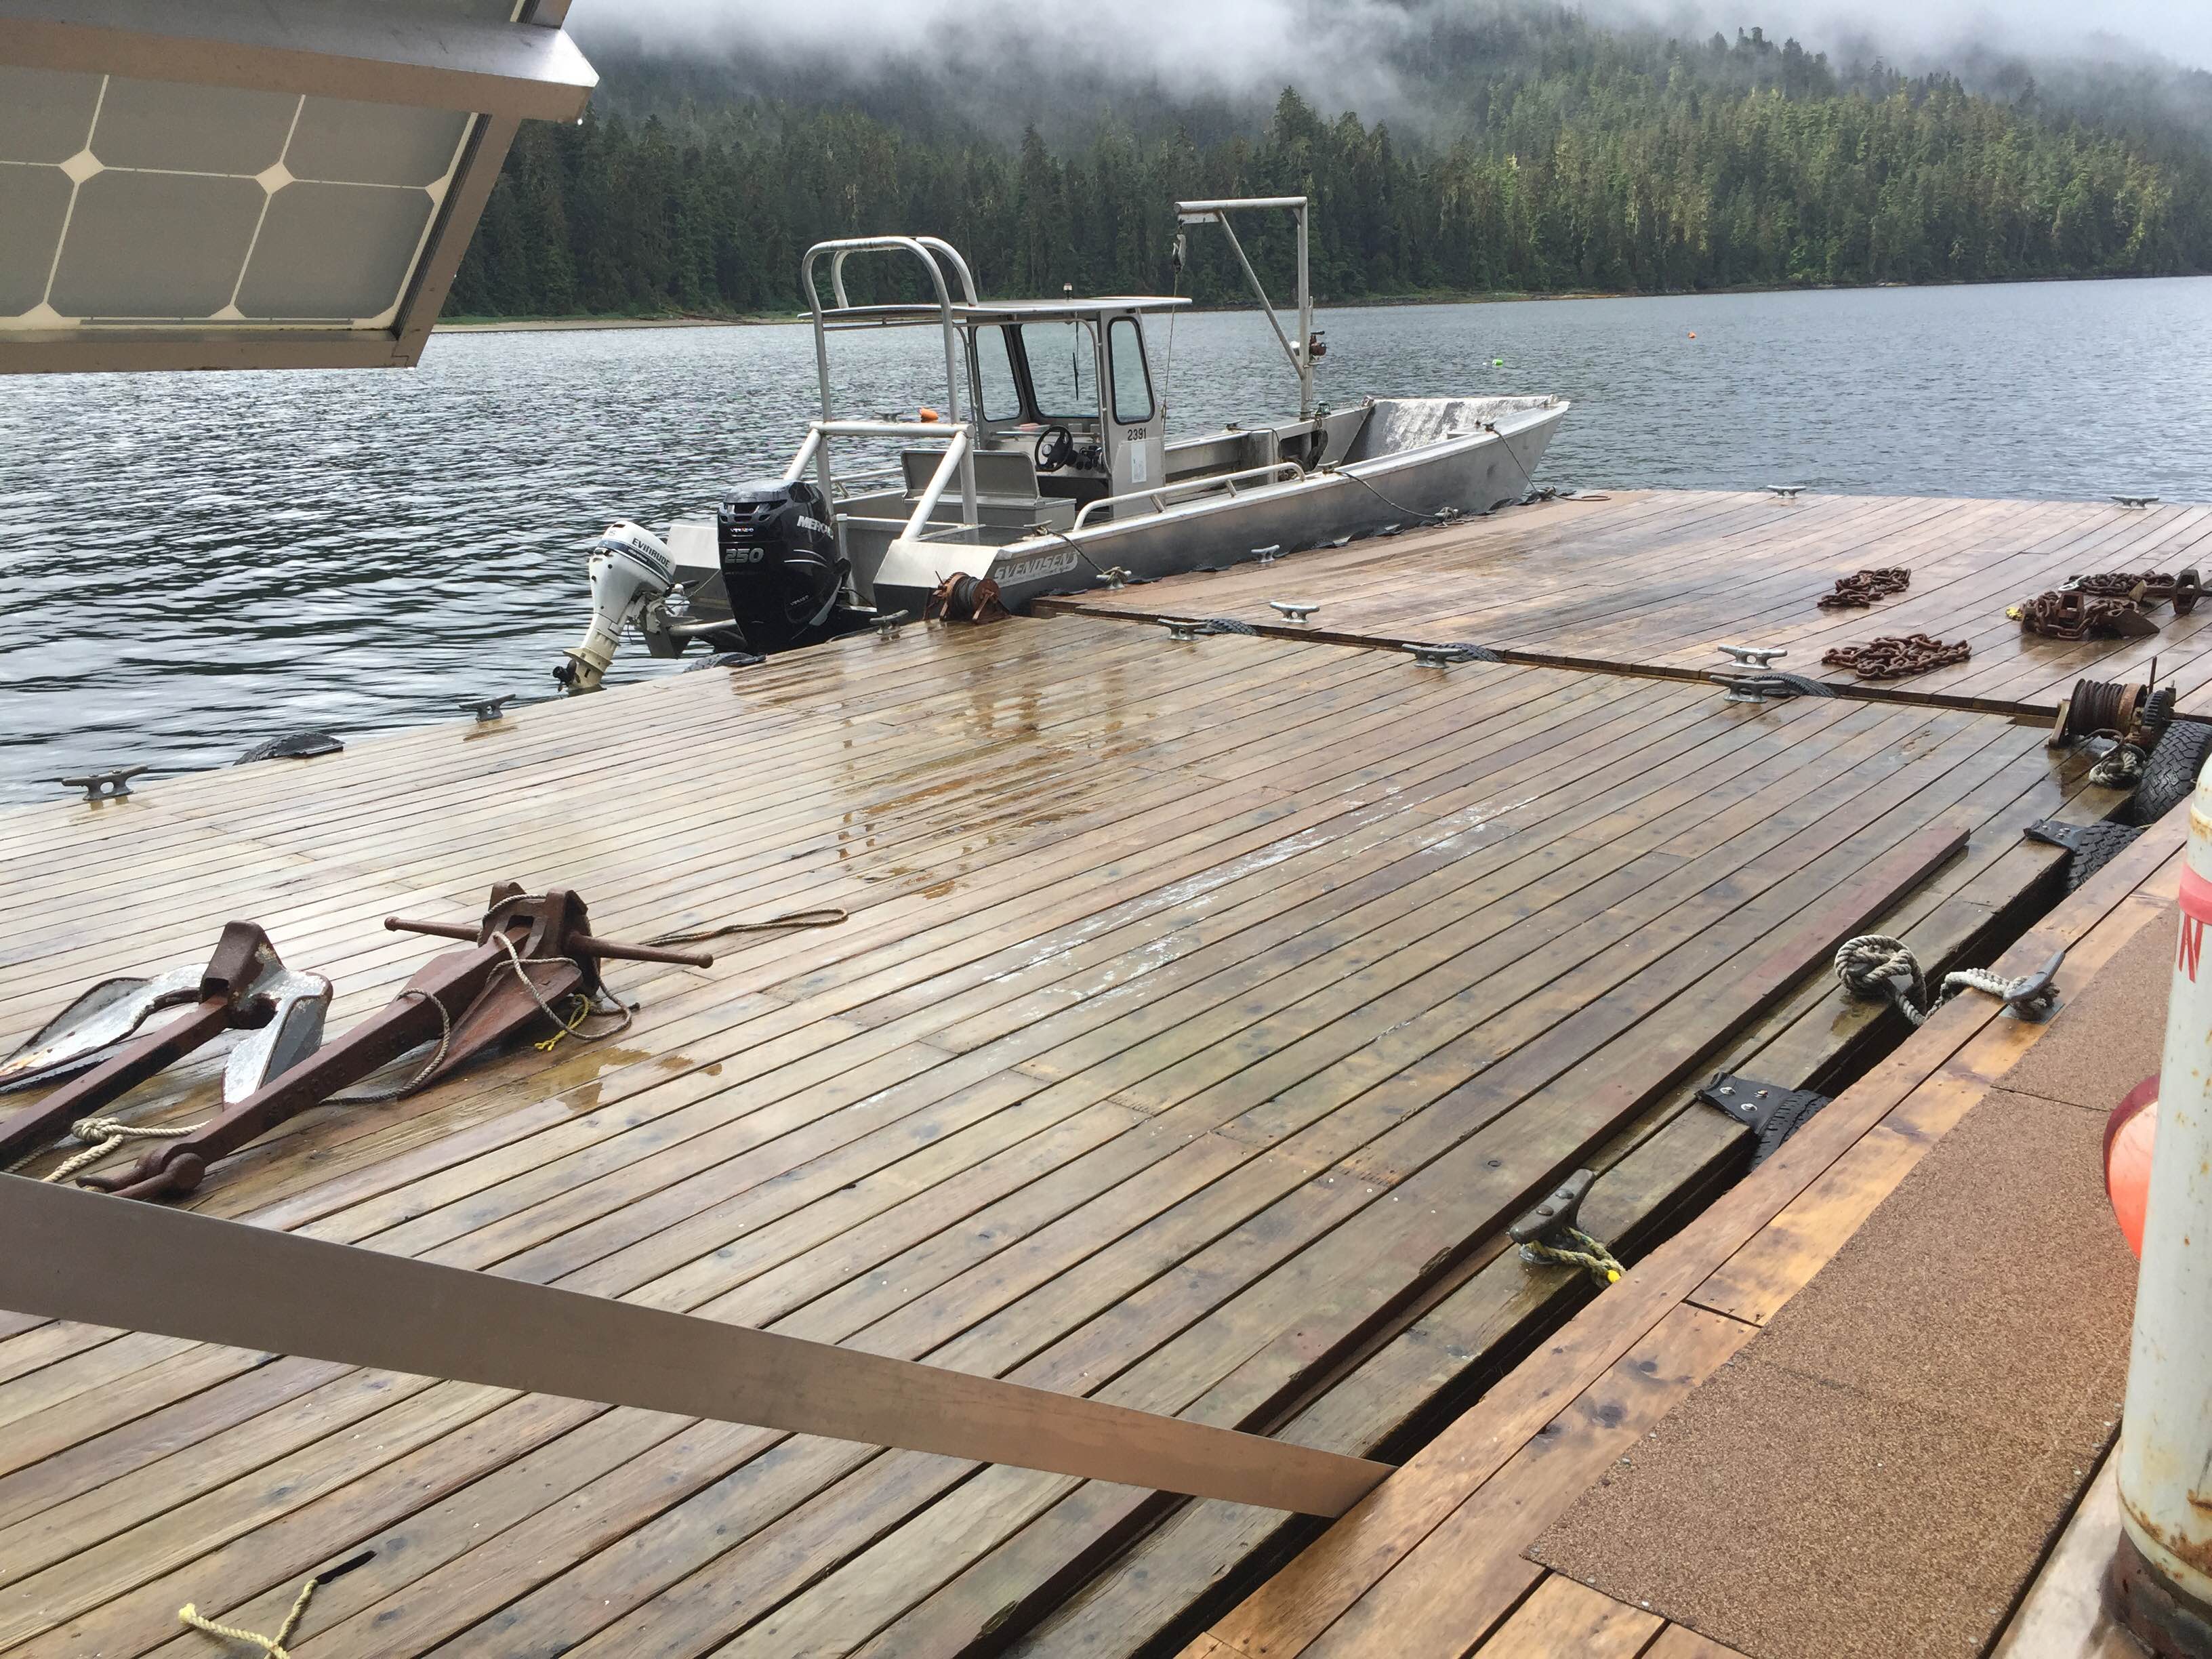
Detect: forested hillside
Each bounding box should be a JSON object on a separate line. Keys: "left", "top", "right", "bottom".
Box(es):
{"left": 447, "top": 12, "right": 2212, "bottom": 318}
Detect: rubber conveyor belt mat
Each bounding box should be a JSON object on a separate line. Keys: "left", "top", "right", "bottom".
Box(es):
{"left": 1528, "top": 914, "right": 2173, "bottom": 1659}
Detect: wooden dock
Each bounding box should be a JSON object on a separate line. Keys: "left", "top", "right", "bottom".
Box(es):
{"left": 0, "top": 490, "right": 2173, "bottom": 1658}
{"left": 1046, "top": 489, "right": 2212, "bottom": 716}
{"left": 1176, "top": 777, "right": 2182, "bottom": 1659}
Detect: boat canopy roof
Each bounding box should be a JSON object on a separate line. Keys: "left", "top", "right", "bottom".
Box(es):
{"left": 821, "top": 297, "right": 1192, "bottom": 329}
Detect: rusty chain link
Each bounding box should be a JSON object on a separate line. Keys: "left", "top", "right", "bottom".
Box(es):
{"left": 1820, "top": 634, "right": 1972, "bottom": 680}
{"left": 1815, "top": 567, "right": 1912, "bottom": 609}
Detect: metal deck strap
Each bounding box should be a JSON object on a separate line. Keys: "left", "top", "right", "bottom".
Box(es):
{"left": 0, "top": 1179, "right": 1390, "bottom": 1518}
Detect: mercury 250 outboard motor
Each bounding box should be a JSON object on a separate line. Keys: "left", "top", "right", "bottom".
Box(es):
{"left": 555, "top": 520, "right": 676, "bottom": 693}
{"left": 717, "top": 480, "right": 861, "bottom": 653}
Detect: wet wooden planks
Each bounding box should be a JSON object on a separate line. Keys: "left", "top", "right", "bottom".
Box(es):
{"left": 0, "top": 607, "right": 2111, "bottom": 1658}
{"left": 1044, "top": 490, "right": 2212, "bottom": 716}
{"left": 1179, "top": 811, "right": 2184, "bottom": 1659}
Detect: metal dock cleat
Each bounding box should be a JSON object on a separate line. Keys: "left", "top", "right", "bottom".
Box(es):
{"left": 462, "top": 695, "right": 514, "bottom": 723}
{"left": 0, "top": 923, "right": 333, "bottom": 1168}
{"left": 1708, "top": 644, "right": 1836, "bottom": 704}
{"left": 1509, "top": 1169, "right": 1596, "bottom": 1246}
{"left": 1766, "top": 483, "right": 1805, "bottom": 499}
{"left": 2112, "top": 493, "right": 2160, "bottom": 509}
{"left": 1160, "top": 617, "right": 1207, "bottom": 640}
{"left": 1270, "top": 599, "right": 1319, "bottom": 622}
{"left": 1253, "top": 544, "right": 1283, "bottom": 565}
{"left": 54, "top": 766, "right": 150, "bottom": 802}
{"left": 871, "top": 611, "right": 910, "bottom": 640}
{"left": 1095, "top": 566, "right": 1131, "bottom": 589}
{"left": 1994, "top": 947, "right": 2066, "bottom": 1021}
{"left": 1409, "top": 642, "right": 1503, "bottom": 667}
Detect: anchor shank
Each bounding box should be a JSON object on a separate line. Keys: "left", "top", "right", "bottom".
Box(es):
{"left": 0, "top": 998, "right": 234, "bottom": 1167}
{"left": 82, "top": 942, "right": 511, "bottom": 1201}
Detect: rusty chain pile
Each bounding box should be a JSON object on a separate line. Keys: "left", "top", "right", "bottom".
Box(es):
{"left": 1820, "top": 634, "right": 1973, "bottom": 680}
{"left": 1816, "top": 567, "right": 1911, "bottom": 609}
{"left": 2014, "top": 590, "right": 2160, "bottom": 640}
{"left": 2013, "top": 567, "right": 2202, "bottom": 640}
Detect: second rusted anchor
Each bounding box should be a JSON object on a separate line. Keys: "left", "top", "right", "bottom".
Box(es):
{"left": 0, "top": 922, "right": 332, "bottom": 1170}
{"left": 74, "top": 884, "right": 711, "bottom": 1202}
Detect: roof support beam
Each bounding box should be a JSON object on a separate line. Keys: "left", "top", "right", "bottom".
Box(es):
{"left": 0, "top": 0, "right": 596, "bottom": 121}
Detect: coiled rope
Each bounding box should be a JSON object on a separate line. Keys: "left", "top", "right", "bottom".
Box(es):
{"left": 2088, "top": 741, "right": 2146, "bottom": 788}
{"left": 1519, "top": 1227, "right": 1624, "bottom": 1286}
{"left": 180, "top": 1575, "right": 316, "bottom": 1657}
{"left": 1833, "top": 934, "right": 2039, "bottom": 1027}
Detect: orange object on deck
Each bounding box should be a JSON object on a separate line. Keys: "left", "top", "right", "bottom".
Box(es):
{"left": 2106, "top": 1073, "right": 2158, "bottom": 1258}
{"left": 918, "top": 406, "right": 941, "bottom": 422}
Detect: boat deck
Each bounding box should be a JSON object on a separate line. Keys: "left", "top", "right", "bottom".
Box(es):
{"left": 0, "top": 490, "right": 2167, "bottom": 1659}
{"left": 1045, "top": 489, "right": 2212, "bottom": 716}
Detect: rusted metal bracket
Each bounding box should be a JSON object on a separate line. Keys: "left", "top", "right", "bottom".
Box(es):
{"left": 1697, "top": 1071, "right": 1832, "bottom": 1166}
{"left": 0, "top": 923, "right": 331, "bottom": 1167}
{"left": 54, "top": 765, "right": 149, "bottom": 802}
{"left": 2017, "top": 590, "right": 2160, "bottom": 640}
{"left": 1509, "top": 1169, "right": 1596, "bottom": 1245}
{"left": 2066, "top": 569, "right": 2203, "bottom": 615}
{"left": 1269, "top": 599, "right": 1319, "bottom": 622}
{"left": 42, "top": 886, "right": 712, "bottom": 1203}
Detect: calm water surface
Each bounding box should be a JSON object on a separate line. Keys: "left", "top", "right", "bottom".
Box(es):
{"left": 3, "top": 275, "right": 2210, "bottom": 804}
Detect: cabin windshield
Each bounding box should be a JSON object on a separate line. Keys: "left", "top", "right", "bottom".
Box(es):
{"left": 1019, "top": 320, "right": 1097, "bottom": 419}
{"left": 972, "top": 326, "right": 1023, "bottom": 422}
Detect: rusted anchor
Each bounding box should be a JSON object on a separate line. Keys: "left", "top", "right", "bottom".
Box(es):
{"left": 49, "top": 886, "right": 710, "bottom": 1203}
{"left": 0, "top": 922, "right": 331, "bottom": 1166}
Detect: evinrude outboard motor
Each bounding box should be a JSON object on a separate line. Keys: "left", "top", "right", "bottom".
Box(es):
{"left": 556, "top": 521, "right": 677, "bottom": 693}
{"left": 717, "top": 480, "right": 861, "bottom": 653}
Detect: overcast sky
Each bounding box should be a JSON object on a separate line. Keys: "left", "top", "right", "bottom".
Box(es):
{"left": 580, "top": 0, "right": 2212, "bottom": 83}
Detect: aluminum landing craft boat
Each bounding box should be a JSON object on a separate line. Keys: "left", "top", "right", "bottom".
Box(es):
{"left": 557, "top": 197, "right": 1568, "bottom": 690}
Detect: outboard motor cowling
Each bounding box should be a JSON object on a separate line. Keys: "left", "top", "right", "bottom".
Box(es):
{"left": 717, "top": 480, "right": 853, "bottom": 654}
{"left": 556, "top": 521, "right": 677, "bottom": 693}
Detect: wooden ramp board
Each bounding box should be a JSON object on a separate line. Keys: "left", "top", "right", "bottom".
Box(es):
{"left": 1179, "top": 810, "right": 2182, "bottom": 1659}
{"left": 1040, "top": 491, "right": 2212, "bottom": 716}
{"left": 0, "top": 613, "right": 2110, "bottom": 1658}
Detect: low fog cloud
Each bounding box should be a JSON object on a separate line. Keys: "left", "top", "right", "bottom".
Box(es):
{"left": 578, "top": 0, "right": 2212, "bottom": 90}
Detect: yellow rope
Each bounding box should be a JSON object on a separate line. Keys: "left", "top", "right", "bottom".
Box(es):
{"left": 533, "top": 991, "right": 596, "bottom": 1052}
{"left": 179, "top": 1574, "right": 316, "bottom": 1657}
{"left": 1520, "top": 1226, "right": 1624, "bottom": 1286}
{"left": 43, "top": 1115, "right": 200, "bottom": 1184}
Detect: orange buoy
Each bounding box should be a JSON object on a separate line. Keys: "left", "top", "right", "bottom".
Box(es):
{"left": 2106, "top": 1073, "right": 2159, "bottom": 1258}
{"left": 918, "top": 407, "right": 941, "bottom": 423}
{"left": 1687, "top": 331, "right": 1697, "bottom": 339}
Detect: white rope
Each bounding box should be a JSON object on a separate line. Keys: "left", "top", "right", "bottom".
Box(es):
{"left": 40, "top": 1115, "right": 199, "bottom": 1183}
{"left": 1833, "top": 934, "right": 2036, "bottom": 1027}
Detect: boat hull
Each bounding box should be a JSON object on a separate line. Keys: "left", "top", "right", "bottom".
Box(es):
{"left": 876, "top": 399, "right": 1568, "bottom": 621}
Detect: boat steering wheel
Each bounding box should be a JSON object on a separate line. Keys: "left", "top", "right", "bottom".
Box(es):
{"left": 1033, "top": 424, "right": 1076, "bottom": 472}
